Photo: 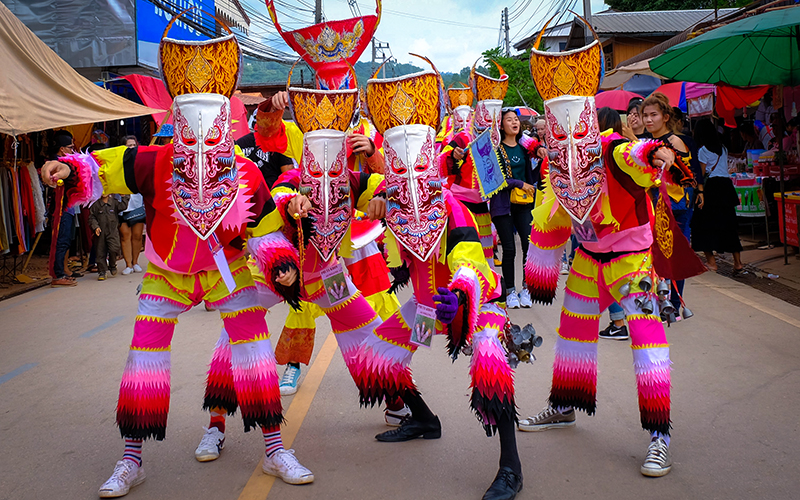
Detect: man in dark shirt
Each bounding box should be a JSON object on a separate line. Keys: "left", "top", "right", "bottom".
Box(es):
{"left": 236, "top": 132, "right": 295, "bottom": 189}
{"left": 49, "top": 130, "right": 79, "bottom": 287}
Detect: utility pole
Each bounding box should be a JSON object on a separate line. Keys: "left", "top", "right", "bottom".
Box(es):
{"left": 371, "top": 38, "right": 391, "bottom": 77}
{"left": 315, "top": 0, "right": 322, "bottom": 23}
{"left": 503, "top": 7, "right": 510, "bottom": 57}
{"left": 583, "top": 0, "right": 593, "bottom": 45}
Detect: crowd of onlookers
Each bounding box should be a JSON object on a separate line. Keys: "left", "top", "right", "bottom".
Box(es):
{"left": 49, "top": 132, "right": 145, "bottom": 287}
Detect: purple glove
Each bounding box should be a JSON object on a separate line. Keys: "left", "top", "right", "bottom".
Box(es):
{"left": 433, "top": 287, "right": 461, "bottom": 324}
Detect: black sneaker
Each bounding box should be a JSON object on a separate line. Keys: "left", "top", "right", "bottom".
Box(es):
{"left": 599, "top": 322, "right": 629, "bottom": 340}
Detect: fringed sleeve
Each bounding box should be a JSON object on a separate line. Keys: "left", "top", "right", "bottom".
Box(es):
{"left": 613, "top": 139, "right": 665, "bottom": 189}
{"left": 443, "top": 194, "right": 497, "bottom": 359}
{"left": 57, "top": 152, "right": 105, "bottom": 209}
{"left": 247, "top": 232, "right": 302, "bottom": 310}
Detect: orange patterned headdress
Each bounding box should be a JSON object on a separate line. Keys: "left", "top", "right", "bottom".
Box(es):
{"left": 366, "top": 70, "right": 443, "bottom": 134}
{"left": 447, "top": 84, "right": 474, "bottom": 109}
{"left": 159, "top": 12, "right": 241, "bottom": 99}
{"left": 528, "top": 15, "right": 604, "bottom": 101}
{"left": 286, "top": 60, "right": 359, "bottom": 133}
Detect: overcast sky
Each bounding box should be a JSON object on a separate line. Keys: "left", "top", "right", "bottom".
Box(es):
{"left": 249, "top": 0, "right": 609, "bottom": 72}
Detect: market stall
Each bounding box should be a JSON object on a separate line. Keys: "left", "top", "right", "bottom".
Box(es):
{"left": 0, "top": 2, "right": 162, "bottom": 285}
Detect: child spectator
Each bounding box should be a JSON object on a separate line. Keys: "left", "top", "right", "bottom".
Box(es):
{"left": 89, "top": 194, "right": 128, "bottom": 280}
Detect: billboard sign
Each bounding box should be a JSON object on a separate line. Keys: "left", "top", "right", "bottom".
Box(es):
{"left": 136, "top": 0, "right": 214, "bottom": 69}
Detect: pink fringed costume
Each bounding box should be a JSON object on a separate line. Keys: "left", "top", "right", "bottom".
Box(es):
{"left": 525, "top": 29, "right": 701, "bottom": 438}
{"left": 358, "top": 67, "right": 517, "bottom": 435}
{"left": 57, "top": 34, "right": 302, "bottom": 441}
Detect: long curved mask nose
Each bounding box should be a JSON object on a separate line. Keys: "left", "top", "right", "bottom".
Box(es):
{"left": 171, "top": 93, "right": 238, "bottom": 240}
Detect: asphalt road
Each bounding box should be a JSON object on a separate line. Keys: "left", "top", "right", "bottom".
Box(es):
{"left": 1, "top": 259, "right": 799, "bottom": 500}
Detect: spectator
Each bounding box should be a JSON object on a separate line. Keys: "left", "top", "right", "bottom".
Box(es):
{"left": 625, "top": 97, "right": 650, "bottom": 140}
{"left": 49, "top": 130, "right": 79, "bottom": 287}
{"left": 534, "top": 117, "right": 547, "bottom": 141}
{"left": 491, "top": 109, "right": 545, "bottom": 309}
{"left": 691, "top": 119, "right": 745, "bottom": 273}
{"left": 643, "top": 94, "right": 699, "bottom": 318}
{"left": 119, "top": 137, "right": 146, "bottom": 275}
{"left": 668, "top": 107, "right": 704, "bottom": 317}
{"left": 738, "top": 122, "right": 764, "bottom": 152}
{"left": 89, "top": 193, "right": 128, "bottom": 280}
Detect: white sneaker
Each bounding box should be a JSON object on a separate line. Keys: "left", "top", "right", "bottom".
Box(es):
{"left": 262, "top": 449, "right": 314, "bottom": 484}
{"left": 133, "top": 264, "right": 143, "bottom": 273}
{"left": 195, "top": 427, "right": 225, "bottom": 462}
{"left": 121, "top": 267, "right": 134, "bottom": 275}
{"left": 641, "top": 437, "right": 672, "bottom": 477}
{"left": 98, "top": 460, "right": 146, "bottom": 498}
{"left": 518, "top": 289, "right": 533, "bottom": 308}
{"left": 560, "top": 261, "right": 570, "bottom": 275}
{"left": 279, "top": 365, "right": 301, "bottom": 396}
{"left": 384, "top": 405, "right": 412, "bottom": 426}
{"left": 506, "top": 290, "right": 521, "bottom": 309}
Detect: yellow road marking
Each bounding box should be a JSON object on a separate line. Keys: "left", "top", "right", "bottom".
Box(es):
{"left": 237, "top": 331, "right": 338, "bottom": 500}
{"left": 696, "top": 277, "right": 800, "bottom": 329}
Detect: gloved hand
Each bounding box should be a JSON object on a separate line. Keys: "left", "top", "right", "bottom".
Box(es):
{"left": 433, "top": 287, "right": 461, "bottom": 324}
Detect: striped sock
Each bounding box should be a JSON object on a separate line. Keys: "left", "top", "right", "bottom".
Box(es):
{"left": 209, "top": 407, "right": 226, "bottom": 433}
{"left": 262, "top": 425, "right": 283, "bottom": 458}
{"left": 122, "top": 438, "right": 143, "bottom": 466}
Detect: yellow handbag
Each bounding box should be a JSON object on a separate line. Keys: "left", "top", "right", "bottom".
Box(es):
{"left": 498, "top": 143, "right": 533, "bottom": 204}
{"left": 510, "top": 188, "right": 533, "bottom": 204}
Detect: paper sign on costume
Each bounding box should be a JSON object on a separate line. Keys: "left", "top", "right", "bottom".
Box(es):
{"left": 572, "top": 219, "right": 599, "bottom": 243}
{"left": 470, "top": 128, "right": 507, "bottom": 199}
{"left": 410, "top": 304, "right": 437, "bottom": 348}
{"left": 321, "top": 262, "right": 351, "bottom": 306}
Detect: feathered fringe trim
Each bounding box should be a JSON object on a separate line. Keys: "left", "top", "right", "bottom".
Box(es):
{"left": 638, "top": 361, "right": 672, "bottom": 436}
{"left": 550, "top": 345, "right": 598, "bottom": 416}
{"left": 447, "top": 268, "right": 481, "bottom": 360}
{"left": 250, "top": 233, "right": 302, "bottom": 311}
{"left": 61, "top": 153, "right": 103, "bottom": 209}
{"left": 231, "top": 339, "right": 283, "bottom": 431}
{"left": 116, "top": 350, "right": 171, "bottom": 441}
{"left": 524, "top": 243, "right": 566, "bottom": 305}
{"left": 352, "top": 336, "right": 417, "bottom": 407}
{"left": 470, "top": 331, "right": 516, "bottom": 436}
{"left": 203, "top": 332, "right": 238, "bottom": 415}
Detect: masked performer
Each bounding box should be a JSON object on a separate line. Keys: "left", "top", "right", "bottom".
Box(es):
{"left": 517, "top": 21, "right": 701, "bottom": 478}
{"left": 194, "top": 47, "right": 398, "bottom": 458}
{"left": 42, "top": 24, "right": 316, "bottom": 497}
{"left": 354, "top": 62, "right": 523, "bottom": 500}
{"left": 236, "top": 93, "right": 302, "bottom": 188}
{"left": 437, "top": 65, "right": 509, "bottom": 266}
{"left": 259, "top": 0, "right": 398, "bottom": 398}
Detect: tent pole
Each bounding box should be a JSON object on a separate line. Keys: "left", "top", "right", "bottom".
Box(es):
{"left": 778, "top": 108, "right": 788, "bottom": 265}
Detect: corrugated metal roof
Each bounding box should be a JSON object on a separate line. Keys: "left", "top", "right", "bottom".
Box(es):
{"left": 592, "top": 9, "right": 738, "bottom": 35}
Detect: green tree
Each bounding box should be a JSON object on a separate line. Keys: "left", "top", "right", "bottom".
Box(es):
{"left": 605, "top": 0, "right": 748, "bottom": 11}
{"left": 482, "top": 47, "right": 542, "bottom": 112}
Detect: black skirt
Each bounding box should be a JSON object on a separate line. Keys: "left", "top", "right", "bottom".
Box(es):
{"left": 691, "top": 176, "right": 743, "bottom": 253}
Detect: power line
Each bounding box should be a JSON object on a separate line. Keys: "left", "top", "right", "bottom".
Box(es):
{"left": 332, "top": 0, "right": 497, "bottom": 30}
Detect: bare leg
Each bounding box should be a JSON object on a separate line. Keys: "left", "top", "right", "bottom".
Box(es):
{"left": 704, "top": 252, "right": 717, "bottom": 271}
{"left": 131, "top": 223, "right": 144, "bottom": 266}
{"left": 119, "top": 223, "right": 132, "bottom": 268}
{"left": 733, "top": 252, "right": 743, "bottom": 270}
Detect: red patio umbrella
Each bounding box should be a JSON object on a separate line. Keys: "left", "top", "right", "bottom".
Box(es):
{"left": 595, "top": 89, "right": 642, "bottom": 111}
{"left": 651, "top": 82, "right": 685, "bottom": 108}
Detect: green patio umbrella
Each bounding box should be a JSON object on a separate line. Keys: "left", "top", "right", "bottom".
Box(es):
{"left": 651, "top": 7, "right": 800, "bottom": 264}
{"left": 650, "top": 7, "right": 800, "bottom": 86}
